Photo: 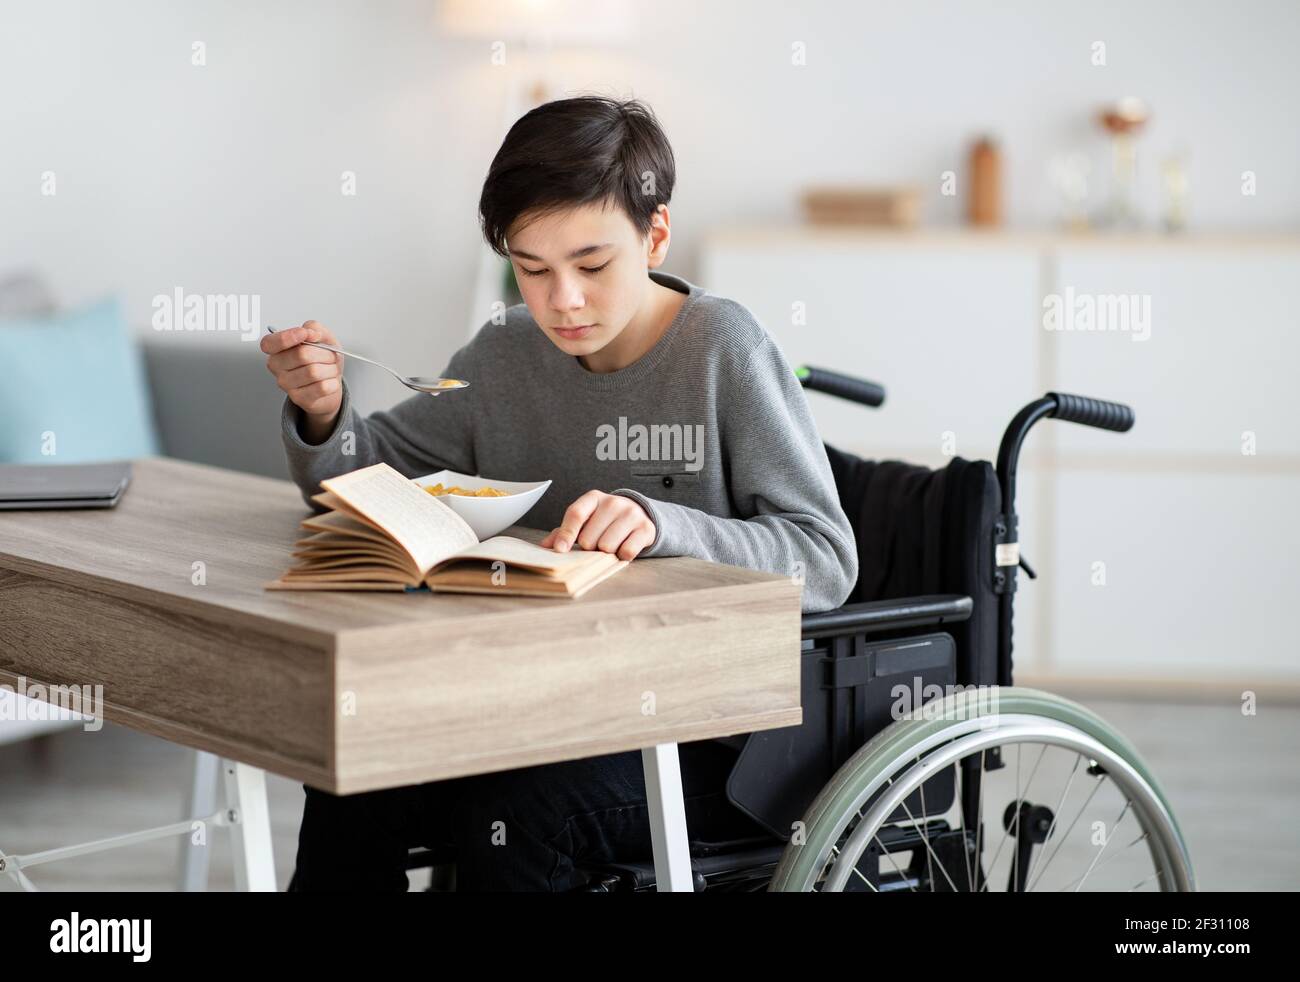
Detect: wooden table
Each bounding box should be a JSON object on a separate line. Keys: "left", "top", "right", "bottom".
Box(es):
{"left": 0, "top": 458, "right": 802, "bottom": 891}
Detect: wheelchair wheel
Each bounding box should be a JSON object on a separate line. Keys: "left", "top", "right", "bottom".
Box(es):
{"left": 769, "top": 686, "right": 1194, "bottom": 893}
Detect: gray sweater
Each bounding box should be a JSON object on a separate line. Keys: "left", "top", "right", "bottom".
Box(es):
{"left": 280, "top": 271, "right": 857, "bottom": 612}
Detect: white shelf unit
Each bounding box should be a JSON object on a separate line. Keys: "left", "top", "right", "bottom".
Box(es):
{"left": 700, "top": 227, "right": 1300, "bottom": 692}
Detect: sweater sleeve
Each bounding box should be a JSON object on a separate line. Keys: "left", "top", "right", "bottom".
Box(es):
{"left": 612, "top": 336, "right": 858, "bottom": 612}
{"left": 279, "top": 343, "right": 477, "bottom": 510}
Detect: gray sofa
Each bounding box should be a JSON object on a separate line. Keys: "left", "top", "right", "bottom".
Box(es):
{"left": 140, "top": 339, "right": 292, "bottom": 480}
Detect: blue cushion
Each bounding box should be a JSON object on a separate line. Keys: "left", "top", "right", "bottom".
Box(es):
{"left": 0, "top": 298, "right": 160, "bottom": 463}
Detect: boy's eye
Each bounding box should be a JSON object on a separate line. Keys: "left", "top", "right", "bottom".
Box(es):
{"left": 516, "top": 259, "right": 610, "bottom": 277}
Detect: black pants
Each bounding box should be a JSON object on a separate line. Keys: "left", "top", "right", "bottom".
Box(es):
{"left": 287, "top": 739, "right": 768, "bottom": 891}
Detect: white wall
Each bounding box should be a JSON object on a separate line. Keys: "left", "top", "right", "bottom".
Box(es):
{"left": 3, "top": 0, "right": 1298, "bottom": 412}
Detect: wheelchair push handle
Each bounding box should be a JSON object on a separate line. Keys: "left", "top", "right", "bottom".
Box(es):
{"left": 795, "top": 365, "right": 886, "bottom": 408}
{"left": 997, "top": 390, "right": 1136, "bottom": 518}
{"left": 1046, "top": 392, "right": 1135, "bottom": 432}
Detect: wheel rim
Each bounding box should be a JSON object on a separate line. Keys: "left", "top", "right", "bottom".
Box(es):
{"left": 821, "top": 717, "right": 1190, "bottom": 892}
{"left": 770, "top": 687, "right": 1195, "bottom": 893}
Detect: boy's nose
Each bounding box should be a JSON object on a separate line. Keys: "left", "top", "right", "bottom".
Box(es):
{"left": 548, "top": 275, "right": 586, "bottom": 312}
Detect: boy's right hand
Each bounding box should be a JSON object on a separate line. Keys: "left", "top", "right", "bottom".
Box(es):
{"left": 262, "top": 321, "right": 344, "bottom": 440}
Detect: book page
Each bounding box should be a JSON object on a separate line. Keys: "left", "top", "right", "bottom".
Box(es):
{"left": 266, "top": 580, "right": 407, "bottom": 592}
{"left": 294, "top": 528, "right": 412, "bottom": 561}
{"left": 288, "top": 554, "right": 409, "bottom": 572}
{"left": 449, "top": 535, "right": 613, "bottom": 574}
{"left": 302, "top": 510, "right": 395, "bottom": 544}
{"left": 278, "top": 566, "right": 411, "bottom": 582}
{"left": 426, "top": 556, "right": 628, "bottom": 598}
{"left": 320, "top": 463, "right": 478, "bottom": 573}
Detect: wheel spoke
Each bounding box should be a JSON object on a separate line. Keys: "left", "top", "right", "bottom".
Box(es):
{"left": 956, "top": 758, "right": 975, "bottom": 892}
{"left": 832, "top": 843, "right": 887, "bottom": 892}
{"left": 1072, "top": 799, "right": 1131, "bottom": 892}
{"left": 1014, "top": 744, "right": 1022, "bottom": 890}
{"left": 1022, "top": 752, "right": 1082, "bottom": 890}
{"left": 1055, "top": 830, "right": 1149, "bottom": 892}
{"left": 895, "top": 796, "right": 961, "bottom": 893}
{"left": 1129, "top": 868, "right": 1162, "bottom": 892}
{"left": 980, "top": 744, "right": 1023, "bottom": 889}
{"left": 868, "top": 837, "right": 911, "bottom": 892}
{"left": 988, "top": 741, "right": 1048, "bottom": 892}
{"left": 916, "top": 754, "right": 936, "bottom": 891}
{"left": 1011, "top": 744, "right": 1022, "bottom": 890}
{"left": 975, "top": 749, "right": 987, "bottom": 891}
{"left": 850, "top": 864, "right": 880, "bottom": 892}
{"left": 1026, "top": 768, "right": 1107, "bottom": 892}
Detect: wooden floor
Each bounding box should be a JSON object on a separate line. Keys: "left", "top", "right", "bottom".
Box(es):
{"left": 1, "top": 696, "right": 1296, "bottom": 891}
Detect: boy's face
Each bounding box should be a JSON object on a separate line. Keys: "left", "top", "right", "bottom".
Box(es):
{"left": 506, "top": 200, "right": 669, "bottom": 358}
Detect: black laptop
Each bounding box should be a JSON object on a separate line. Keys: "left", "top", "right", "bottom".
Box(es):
{"left": 0, "top": 461, "right": 132, "bottom": 510}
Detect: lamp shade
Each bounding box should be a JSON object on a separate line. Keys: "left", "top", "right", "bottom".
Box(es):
{"left": 437, "top": 0, "right": 634, "bottom": 46}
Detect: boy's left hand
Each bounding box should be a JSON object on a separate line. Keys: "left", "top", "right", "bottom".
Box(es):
{"left": 541, "top": 491, "right": 655, "bottom": 561}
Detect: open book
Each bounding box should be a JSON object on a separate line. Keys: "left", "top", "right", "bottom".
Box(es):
{"left": 265, "top": 463, "right": 628, "bottom": 598}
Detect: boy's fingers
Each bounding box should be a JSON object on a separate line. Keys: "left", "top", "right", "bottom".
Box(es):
{"left": 579, "top": 495, "right": 628, "bottom": 550}
{"left": 267, "top": 344, "right": 338, "bottom": 374}
{"left": 302, "top": 321, "right": 343, "bottom": 348}
{"left": 617, "top": 527, "right": 654, "bottom": 561}
{"left": 293, "top": 378, "right": 340, "bottom": 412}
{"left": 595, "top": 513, "right": 640, "bottom": 555}
{"left": 551, "top": 522, "right": 583, "bottom": 553}
{"left": 260, "top": 325, "right": 309, "bottom": 353}
{"left": 277, "top": 361, "right": 342, "bottom": 391}
{"left": 261, "top": 322, "right": 336, "bottom": 354}
{"left": 552, "top": 491, "right": 602, "bottom": 552}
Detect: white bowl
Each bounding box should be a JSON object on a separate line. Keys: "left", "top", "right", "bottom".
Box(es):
{"left": 412, "top": 469, "right": 551, "bottom": 540}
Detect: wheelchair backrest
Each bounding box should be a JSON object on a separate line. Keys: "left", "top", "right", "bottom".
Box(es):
{"left": 823, "top": 444, "right": 1003, "bottom": 688}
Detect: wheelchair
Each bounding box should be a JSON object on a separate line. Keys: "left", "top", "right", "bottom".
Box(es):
{"left": 412, "top": 367, "right": 1195, "bottom": 893}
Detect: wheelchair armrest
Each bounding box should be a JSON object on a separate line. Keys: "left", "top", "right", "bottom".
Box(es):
{"left": 800, "top": 594, "right": 973, "bottom": 639}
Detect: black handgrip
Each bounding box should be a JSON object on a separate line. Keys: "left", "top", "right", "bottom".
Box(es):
{"left": 1046, "top": 392, "right": 1135, "bottom": 432}
{"left": 796, "top": 365, "right": 886, "bottom": 408}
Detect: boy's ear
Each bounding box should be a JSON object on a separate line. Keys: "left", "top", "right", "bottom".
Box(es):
{"left": 645, "top": 204, "right": 671, "bottom": 268}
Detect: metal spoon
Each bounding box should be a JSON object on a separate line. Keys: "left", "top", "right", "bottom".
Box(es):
{"left": 265, "top": 326, "right": 469, "bottom": 395}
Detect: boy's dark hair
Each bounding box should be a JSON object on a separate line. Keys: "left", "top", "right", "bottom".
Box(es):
{"left": 478, "top": 96, "right": 676, "bottom": 257}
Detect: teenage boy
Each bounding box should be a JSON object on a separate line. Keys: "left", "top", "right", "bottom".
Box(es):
{"left": 262, "top": 96, "right": 857, "bottom": 891}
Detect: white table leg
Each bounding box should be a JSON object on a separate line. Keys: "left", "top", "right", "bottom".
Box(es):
{"left": 222, "top": 759, "right": 276, "bottom": 891}
{"left": 178, "top": 749, "right": 220, "bottom": 891}
{"left": 642, "top": 743, "right": 694, "bottom": 892}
